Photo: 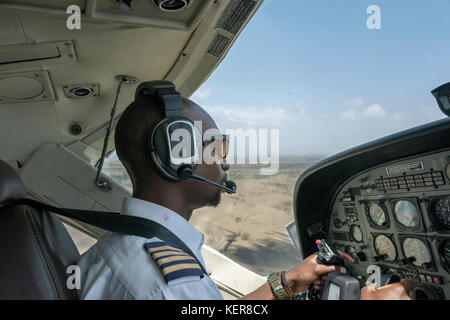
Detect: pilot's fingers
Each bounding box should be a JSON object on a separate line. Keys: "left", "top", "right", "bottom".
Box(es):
{"left": 380, "top": 283, "right": 412, "bottom": 300}
{"left": 399, "top": 279, "right": 415, "bottom": 293}
{"left": 361, "top": 282, "right": 412, "bottom": 300}
{"left": 336, "top": 250, "right": 355, "bottom": 264}
{"left": 313, "top": 280, "right": 324, "bottom": 291}
{"left": 314, "top": 263, "right": 347, "bottom": 276}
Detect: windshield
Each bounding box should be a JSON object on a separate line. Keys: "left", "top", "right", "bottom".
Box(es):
{"left": 189, "top": 0, "right": 448, "bottom": 275}
{"left": 103, "top": 0, "right": 449, "bottom": 276}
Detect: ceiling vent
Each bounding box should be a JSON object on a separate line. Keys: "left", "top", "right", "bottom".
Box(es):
{"left": 152, "top": 0, "right": 192, "bottom": 12}
{"left": 207, "top": 34, "right": 232, "bottom": 58}
{"left": 216, "top": 0, "right": 258, "bottom": 34}
{"left": 0, "top": 71, "right": 55, "bottom": 104}
{"left": 63, "top": 84, "right": 99, "bottom": 99}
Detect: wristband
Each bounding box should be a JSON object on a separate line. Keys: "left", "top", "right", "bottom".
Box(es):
{"left": 280, "top": 271, "right": 294, "bottom": 299}
{"left": 268, "top": 272, "right": 290, "bottom": 300}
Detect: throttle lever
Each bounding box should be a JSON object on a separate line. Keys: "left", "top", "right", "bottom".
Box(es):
{"left": 308, "top": 239, "right": 355, "bottom": 300}
{"left": 316, "top": 239, "right": 346, "bottom": 267}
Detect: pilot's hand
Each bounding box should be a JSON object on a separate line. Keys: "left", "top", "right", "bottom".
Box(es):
{"left": 285, "top": 250, "right": 355, "bottom": 293}
{"left": 360, "top": 280, "right": 413, "bottom": 300}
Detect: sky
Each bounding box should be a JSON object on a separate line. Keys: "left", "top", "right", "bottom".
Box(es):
{"left": 191, "top": 0, "right": 450, "bottom": 157}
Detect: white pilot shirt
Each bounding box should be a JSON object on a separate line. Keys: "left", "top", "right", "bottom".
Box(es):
{"left": 77, "top": 197, "right": 223, "bottom": 300}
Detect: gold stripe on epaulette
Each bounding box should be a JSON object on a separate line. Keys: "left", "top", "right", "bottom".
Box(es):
{"left": 151, "top": 251, "right": 191, "bottom": 259}
{"left": 157, "top": 255, "right": 197, "bottom": 265}
{"left": 146, "top": 248, "right": 182, "bottom": 256}
{"left": 161, "top": 263, "right": 201, "bottom": 276}
{"left": 147, "top": 245, "right": 183, "bottom": 253}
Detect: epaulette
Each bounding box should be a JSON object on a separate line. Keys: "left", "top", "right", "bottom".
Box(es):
{"left": 143, "top": 241, "right": 204, "bottom": 283}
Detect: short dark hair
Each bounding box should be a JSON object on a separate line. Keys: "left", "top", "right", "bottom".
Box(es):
{"left": 114, "top": 94, "right": 164, "bottom": 186}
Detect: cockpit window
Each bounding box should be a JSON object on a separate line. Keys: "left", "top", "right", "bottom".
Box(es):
{"left": 190, "top": 161, "right": 307, "bottom": 275}
{"left": 102, "top": 152, "right": 132, "bottom": 193}
{"left": 100, "top": 152, "right": 305, "bottom": 275}
{"left": 187, "top": 0, "right": 449, "bottom": 276}
{"left": 89, "top": 1, "right": 450, "bottom": 277}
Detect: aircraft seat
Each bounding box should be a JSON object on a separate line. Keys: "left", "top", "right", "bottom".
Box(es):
{"left": 0, "top": 159, "right": 80, "bottom": 299}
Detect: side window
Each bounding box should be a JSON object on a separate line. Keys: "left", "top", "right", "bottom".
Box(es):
{"left": 101, "top": 152, "right": 132, "bottom": 193}
{"left": 62, "top": 152, "right": 130, "bottom": 255}
{"left": 98, "top": 152, "right": 308, "bottom": 276}
{"left": 190, "top": 159, "right": 314, "bottom": 276}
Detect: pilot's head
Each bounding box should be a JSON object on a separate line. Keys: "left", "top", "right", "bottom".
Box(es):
{"left": 114, "top": 93, "right": 230, "bottom": 220}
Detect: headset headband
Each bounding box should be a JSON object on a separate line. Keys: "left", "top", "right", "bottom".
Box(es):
{"left": 135, "top": 81, "right": 183, "bottom": 118}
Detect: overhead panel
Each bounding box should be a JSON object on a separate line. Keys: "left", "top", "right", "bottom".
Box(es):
{"left": 207, "top": 33, "right": 232, "bottom": 58}
{"left": 89, "top": 0, "right": 211, "bottom": 30}
{"left": 209, "top": 0, "right": 259, "bottom": 60}
{"left": 0, "top": 45, "right": 60, "bottom": 65}
{"left": 215, "top": 0, "right": 258, "bottom": 35}
{"left": 0, "top": 70, "right": 55, "bottom": 104}
{"left": 0, "top": 12, "right": 27, "bottom": 45}
{"left": 0, "top": 41, "right": 76, "bottom": 70}
{"left": 0, "top": 0, "right": 214, "bottom": 31}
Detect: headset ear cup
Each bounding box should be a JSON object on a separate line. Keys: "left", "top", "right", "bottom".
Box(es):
{"left": 148, "top": 117, "right": 201, "bottom": 181}
{"left": 148, "top": 119, "right": 180, "bottom": 181}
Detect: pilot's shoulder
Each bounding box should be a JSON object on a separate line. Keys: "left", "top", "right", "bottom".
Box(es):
{"left": 143, "top": 241, "right": 204, "bottom": 284}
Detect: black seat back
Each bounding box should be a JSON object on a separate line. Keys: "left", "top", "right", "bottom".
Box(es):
{"left": 0, "top": 160, "right": 80, "bottom": 299}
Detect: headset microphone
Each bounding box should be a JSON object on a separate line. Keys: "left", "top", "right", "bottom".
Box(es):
{"left": 178, "top": 166, "right": 237, "bottom": 194}
{"left": 224, "top": 180, "right": 237, "bottom": 193}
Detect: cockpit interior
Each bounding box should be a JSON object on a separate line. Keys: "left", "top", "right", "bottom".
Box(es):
{"left": 294, "top": 119, "right": 450, "bottom": 299}
{"left": 0, "top": 0, "right": 448, "bottom": 300}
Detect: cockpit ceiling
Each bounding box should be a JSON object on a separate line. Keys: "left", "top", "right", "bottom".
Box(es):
{"left": 0, "top": 0, "right": 262, "bottom": 166}
{"left": 0, "top": 0, "right": 213, "bottom": 31}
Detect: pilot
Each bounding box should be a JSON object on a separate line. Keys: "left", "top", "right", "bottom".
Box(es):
{"left": 77, "top": 86, "right": 412, "bottom": 300}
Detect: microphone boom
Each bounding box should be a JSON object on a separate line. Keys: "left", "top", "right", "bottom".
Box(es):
{"left": 178, "top": 166, "right": 236, "bottom": 194}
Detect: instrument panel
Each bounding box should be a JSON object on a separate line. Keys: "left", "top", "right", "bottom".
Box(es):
{"left": 328, "top": 148, "right": 450, "bottom": 299}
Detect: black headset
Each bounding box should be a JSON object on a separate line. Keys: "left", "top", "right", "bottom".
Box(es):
{"left": 135, "top": 80, "right": 200, "bottom": 181}
{"left": 134, "top": 80, "right": 236, "bottom": 193}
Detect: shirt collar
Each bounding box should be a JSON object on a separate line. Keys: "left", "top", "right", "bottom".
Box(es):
{"left": 120, "top": 197, "right": 204, "bottom": 252}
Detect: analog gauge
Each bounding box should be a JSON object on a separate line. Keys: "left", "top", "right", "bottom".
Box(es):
{"left": 369, "top": 203, "right": 386, "bottom": 226}
{"left": 374, "top": 234, "right": 397, "bottom": 262}
{"left": 350, "top": 225, "right": 363, "bottom": 242}
{"left": 402, "top": 238, "right": 431, "bottom": 268}
{"left": 434, "top": 197, "right": 450, "bottom": 229}
{"left": 394, "top": 200, "right": 420, "bottom": 228}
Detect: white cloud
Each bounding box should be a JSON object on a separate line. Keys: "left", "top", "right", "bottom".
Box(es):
{"left": 204, "top": 104, "right": 311, "bottom": 130}
{"left": 340, "top": 109, "right": 357, "bottom": 120}
{"left": 340, "top": 99, "right": 386, "bottom": 119}
{"left": 191, "top": 87, "right": 212, "bottom": 100}
{"left": 392, "top": 111, "right": 410, "bottom": 121}
{"left": 197, "top": 96, "right": 445, "bottom": 156}
{"left": 362, "top": 104, "right": 386, "bottom": 118}
{"left": 344, "top": 97, "right": 364, "bottom": 109}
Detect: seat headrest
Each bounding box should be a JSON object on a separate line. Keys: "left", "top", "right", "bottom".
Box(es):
{"left": 0, "top": 160, "right": 26, "bottom": 203}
